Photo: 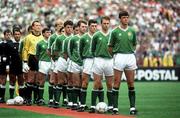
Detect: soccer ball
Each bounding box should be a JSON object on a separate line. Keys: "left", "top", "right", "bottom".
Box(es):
{"left": 96, "top": 102, "right": 108, "bottom": 113}
{"left": 14, "top": 96, "right": 24, "bottom": 105}
{"left": 6, "top": 99, "right": 15, "bottom": 105}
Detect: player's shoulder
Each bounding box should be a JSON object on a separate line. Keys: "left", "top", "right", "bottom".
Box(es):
{"left": 128, "top": 26, "right": 136, "bottom": 32}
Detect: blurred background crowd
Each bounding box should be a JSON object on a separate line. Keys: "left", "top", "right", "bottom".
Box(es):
{"left": 0, "top": 0, "right": 179, "bottom": 67}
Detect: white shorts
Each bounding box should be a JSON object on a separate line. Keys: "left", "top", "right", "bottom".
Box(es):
{"left": 67, "top": 60, "right": 82, "bottom": 73}
{"left": 38, "top": 61, "right": 51, "bottom": 74}
{"left": 92, "top": 57, "right": 113, "bottom": 76}
{"left": 113, "top": 53, "right": 137, "bottom": 71}
{"left": 57, "top": 57, "right": 67, "bottom": 72}
{"left": 53, "top": 60, "right": 58, "bottom": 73}
{"left": 83, "top": 58, "right": 93, "bottom": 75}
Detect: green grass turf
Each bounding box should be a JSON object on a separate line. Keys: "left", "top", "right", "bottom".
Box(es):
{"left": 0, "top": 108, "right": 71, "bottom": 118}
{"left": 3, "top": 81, "right": 180, "bottom": 118}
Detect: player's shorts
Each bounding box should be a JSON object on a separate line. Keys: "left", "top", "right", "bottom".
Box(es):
{"left": 57, "top": 57, "right": 68, "bottom": 72}
{"left": 38, "top": 61, "right": 51, "bottom": 74}
{"left": 92, "top": 57, "right": 113, "bottom": 76}
{"left": 83, "top": 58, "right": 93, "bottom": 75}
{"left": 28, "top": 54, "right": 38, "bottom": 71}
{"left": 67, "top": 60, "right": 82, "bottom": 73}
{"left": 53, "top": 60, "right": 58, "bottom": 73}
{"left": 113, "top": 53, "right": 137, "bottom": 71}
{"left": 10, "top": 59, "right": 23, "bottom": 75}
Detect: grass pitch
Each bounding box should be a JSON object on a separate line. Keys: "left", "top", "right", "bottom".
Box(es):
{"left": 2, "top": 81, "right": 180, "bottom": 118}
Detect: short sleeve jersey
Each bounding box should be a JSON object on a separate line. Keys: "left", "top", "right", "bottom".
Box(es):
{"left": 68, "top": 34, "right": 83, "bottom": 66}
{"left": 79, "top": 33, "right": 93, "bottom": 59}
{"left": 53, "top": 34, "right": 68, "bottom": 57}
{"left": 22, "top": 33, "right": 43, "bottom": 61}
{"left": 91, "top": 31, "right": 112, "bottom": 58}
{"left": 62, "top": 35, "right": 73, "bottom": 58}
{"left": 47, "top": 33, "right": 58, "bottom": 50}
{"left": 108, "top": 26, "right": 137, "bottom": 54}
{"left": 36, "top": 39, "right": 51, "bottom": 62}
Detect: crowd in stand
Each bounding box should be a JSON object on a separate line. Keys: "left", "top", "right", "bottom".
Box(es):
{"left": 0, "top": 0, "right": 180, "bottom": 67}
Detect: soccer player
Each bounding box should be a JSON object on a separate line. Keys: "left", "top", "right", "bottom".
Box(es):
{"left": 53, "top": 20, "right": 73, "bottom": 108}
{"left": 78, "top": 19, "right": 97, "bottom": 112}
{"left": 108, "top": 11, "right": 138, "bottom": 115}
{"left": 0, "top": 29, "right": 12, "bottom": 103}
{"left": 47, "top": 19, "right": 64, "bottom": 107}
{"left": 36, "top": 28, "right": 51, "bottom": 105}
{"left": 63, "top": 24, "right": 79, "bottom": 109}
{"left": 68, "top": 20, "right": 87, "bottom": 110}
{"left": 9, "top": 28, "right": 24, "bottom": 99}
{"left": 22, "top": 20, "right": 43, "bottom": 105}
{"left": 89, "top": 16, "right": 113, "bottom": 113}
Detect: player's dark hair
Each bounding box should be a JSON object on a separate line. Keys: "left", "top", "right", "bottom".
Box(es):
{"left": 119, "top": 11, "right": 129, "bottom": 18}
{"left": 64, "top": 20, "right": 73, "bottom": 27}
{"left": 3, "top": 29, "right": 12, "bottom": 35}
{"left": 101, "top": 16, "right": 110, "bottom": 23}
{"left": 77, "top": 20, "right": 87, "bottom": 27}
{"left": 59, "top": 27, "right": 64, "bottom": 32}
{"left": 73, "top": 23, "right": 79, "bottom": 30}
{"left": 42, "top": 28, "right": 51, "bottom": 34}
{"left": 27, "top": 25, "right": 32, "bottom": 33}
{"left": 32, "top": 20, "right": 40, "bottom": 26}
{"left": 12, "top": 28, "right": 21, "bottom": 34}
{"left": 88, "top": 19, "right": 97, "bottom": 26}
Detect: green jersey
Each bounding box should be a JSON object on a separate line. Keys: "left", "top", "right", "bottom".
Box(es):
{"left": 108, "top": 26, "right": 137, "bottom": 54}
{"left": 79, "top": 33, "right": 93, "bottom": 59}
{"left": 62, "top": 35, "right": 73, "bottom": 58}
{"left": 68, "top": 34, "right": 83, "bottom": 66}
{"left": 91, "top": 31, "right": 112, "bottom": 58}
{"left": 53, "top": 34, "right": 68, "bottom": 57}
{"left": 36, "top": 39, "right": 51, "bottom": 62}
{"left": 19, "top": 39, "right": 24, "bottom": 54}
{"left": 47, "top": 33, "right": 59, "bottom": 50}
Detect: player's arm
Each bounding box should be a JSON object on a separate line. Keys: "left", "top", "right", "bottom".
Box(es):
{"left": 108, "top": 31, "right": 114, "bottom": 56}
{"left": 22, "top": 36, "right": 30, "bottom": 62}
{"left": 68, "top": 37, "right": 74, "bottom": 59}
{"left": 53, "top": 37, "right": 60, "bottom": 57}
{"left": 36, "top": 43, "right": 40, "bottom": 61}
{"left": 132, "top": 30, "right": 137, "bottom": 49}
{"left": 79, "top": 37, "right": 84, "bottom": 59}
{"left": 90, "top": 34, "right": 96, "bottom": 57}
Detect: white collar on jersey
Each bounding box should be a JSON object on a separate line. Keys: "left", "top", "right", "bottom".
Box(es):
{"left": 100, "top": 30, "right": 109, "bottom": 36}
{"left": 87, "top": 32, "right": 93, "bottom": 38}
{"left": 119, "top": 26, "right": 129, "bottom": 32}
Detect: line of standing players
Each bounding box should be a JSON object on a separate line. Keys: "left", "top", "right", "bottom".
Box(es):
{"left": 0, "top": 11, "right": 137, "bottom": 115}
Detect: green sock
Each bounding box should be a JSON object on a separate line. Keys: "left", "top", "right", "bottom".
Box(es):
{"left": 107, "top": 90, "right": 113, "bottom": 107}
{"left": 55, "top": 85, "right": 62, "bottom": 102}
{"left": 48, "top": 83, "right": 54, "bottom": 100}
{"left": 98, "top": 88, "right": 104, "bottom": 102}
{"left": 91, "top": 89, "right": 98, "bottom": 106}
{"left": 33, "top": 84, "right": 39, "bottom": 101}
{"left": 62, "top": 84, "right": 67, "bottom": 101}
{"left": 80, "top": 88, "right": 87, "bottom": 105}
{"left": 112, "top": 87, "right": 119, "bottom": 109}
{"left": 128, "top": 87, "right": 136, "bottom": 108}
{"left": 67, "top": 86, "right": 73, "bottom": 103}
{"left": 38, "top": 86, "right": 44, "bottom": 100}
{"left": 72, "top": 87, "right": 80, "bottom": 104}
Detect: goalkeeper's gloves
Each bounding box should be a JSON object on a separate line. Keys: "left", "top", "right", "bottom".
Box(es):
{"left": 23, "top": 62, "right": 29, "bottom": 73}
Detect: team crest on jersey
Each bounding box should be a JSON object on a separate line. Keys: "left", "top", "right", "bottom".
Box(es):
{"left": 128, "top": 32, "right": 132, "bottom": 36}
